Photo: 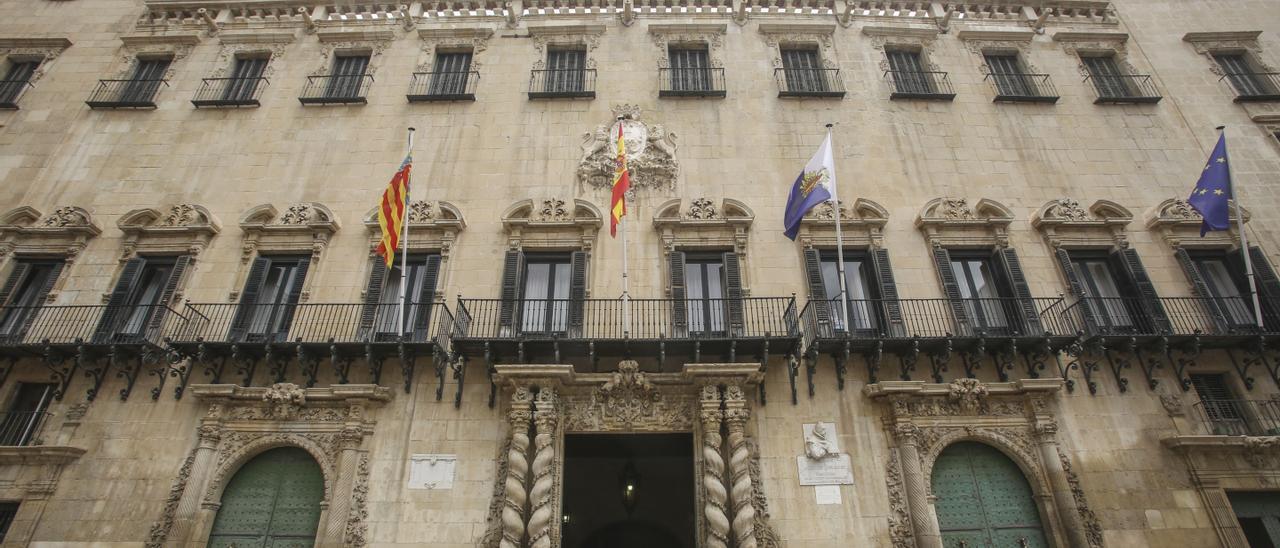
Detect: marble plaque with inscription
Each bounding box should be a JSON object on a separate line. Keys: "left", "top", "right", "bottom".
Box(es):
{"left": 407, "top": 454, "right": 457, "bottom": 490}
{"left": 796, "top": 454, "right": 854, "bottom": 486}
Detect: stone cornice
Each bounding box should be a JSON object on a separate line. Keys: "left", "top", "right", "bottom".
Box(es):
{"left": 526, "top": 23, "right": 606, "bottom": 37}
{"left": 1183, "top": 31, "right": 1263, "bottom": 44}
{"left": 757, "top": 22, "right": 836, "bottom": 36}
{"left": 0, "top": 445, "right": 87, "bottom": 466}
{"left": 218, "top": 30, "right": 297, "bottom": 44}
{"left": 0, "top": 37, "right": 73, "bottom": 49}
{"left": 861, "top": 25, "right": 940, "bottom": 39}
{"left": 316, "top": 28, "right": 395, "bottom": 43}
{"left": 956, "top": 28, "right": 1036, "bottom": 42}
{"left": 491, "top": 362, "right": 765, "bottom": 388}
{"left": 1052, "top": 31, "right": 1128, "bottom": 43}
{"left": 191, "top": 383, "right": 393, "bottom": 404}
{"left": 647, "top": 23, "right": 727, "bottom": 35}
{"left": 863, "top": 378, "right": 1064, "bottom": 399}
{"left": 417, "top": 26, "right": 496, "bottom": 40}
{"left": 120, "top": 31, "right": 203, "bottom": 46}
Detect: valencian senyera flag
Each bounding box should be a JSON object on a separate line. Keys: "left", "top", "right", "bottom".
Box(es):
{"left": 782, "top": 133, "right": 836, "bottom": 240}
{"left": 375, "top": 154, "right": 412, "bottom": 268}
{"left": 1187, "top": 133, "right": 1233, "bottom": 237}
{"left": 610, "top": 124, "right": 631, "bottom": 238}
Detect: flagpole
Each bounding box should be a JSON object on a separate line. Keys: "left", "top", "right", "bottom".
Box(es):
{"left": 1219, "top": 125, "right": 1263, "bottom": 328}
{"left": 618, "top": 117, "right": 632, "bottom": 338}
{"left": 825, "top": 123, "right": 852, "bottom": 334}
{"left": 399, "top": 127, "right": 415, "bottom": 338}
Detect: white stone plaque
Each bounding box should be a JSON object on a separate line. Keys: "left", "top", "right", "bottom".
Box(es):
{"left": 796, "top": 454, "right": 854, "bottom": 486}
{"left": 815, "top": 485, "right": 842, "bottom": 505}
{"left": 407, "top": 454, "right": 457, "bottom": 490}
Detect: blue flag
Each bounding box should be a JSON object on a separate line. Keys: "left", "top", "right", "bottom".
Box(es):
{"left": 1187, "top": 133, "right": 1233, "bottom": 237}
{"left": 783, "top": 134, "right": 836, "bottom": 240}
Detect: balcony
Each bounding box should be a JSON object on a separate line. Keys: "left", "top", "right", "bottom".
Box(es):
{"left": 0, "top": 304, "right": 181, "bottom": 349}
{"left": 658, "top": 68, "right": 726, "bottom": 98}
{"left": 528, "top": 69, "right": 596, "bottom": 99}
{"left": 1220, "top": 72, "right": 1280, "bottom": 102}
{"left": 775, "top": 68, "right": 846, "bottom": 98}
{"left": 85, "top": 79, "right": 168, "bottom": 109}
{"left": 0, "top": 411, "right": 50, "bottom": 447}
{"left": 1085, "top": 74, "right": 1162, "bottom": 104}
{"left": 884, "top": 70, "right": 956, "bottom": 101}
{"left": 1061, "top": 296, "right": 1280, "bottom": 344}
{"left": 191, "top": 77, "right": 269, "bottom": 108}
{"left": 0, "top": 79, "right": 33, "bottom": 109}
{"left": 984, "top": 72, "right": 1059, "bottom": 103}
{"left": 407, "top": 71, "right": 479, "bottom": 102}
{"left": 1191, "top": 399, "right": 1280, "bottom": 436}
{"left": 298, "top": 74, "right": 373, "bottom": 105}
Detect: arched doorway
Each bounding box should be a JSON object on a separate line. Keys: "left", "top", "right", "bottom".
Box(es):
{"left": 931, "top": 441, "right": 1048, "bottom": 548}
{"left": 208, "top": 446, "right": 324, "bottom": 547}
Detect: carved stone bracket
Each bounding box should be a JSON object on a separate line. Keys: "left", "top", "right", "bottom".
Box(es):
{"left": 915, "top": 197, "right": 1014, "bottom": 248}
{"left": 1031, "top": 198, "right": 1133, "bottom": 249}
{"left": 578, "top": 105, "right": 679, "bottom": 194}
{"left": 1145, "top": 197, "right": 1250, "bottom": 249}
{"left": 501, "top": 198, "right": 601, "bottom": 252}
{"left": 796, "top": 198, "right": 889, "bottom": 249}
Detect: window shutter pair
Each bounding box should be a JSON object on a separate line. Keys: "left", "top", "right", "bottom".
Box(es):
{"left": 495, "top": 250, "right": 588, "bottom": 336}
{"left": 91, "top": 256, "right": 190, "bottom": 343}
{"left": 228, "top": 257, "right": 310, "bottom": 342}
{"left": 358, "top": 256, "right": 444, "bottom": 341}
{"left": 1177, "top": 246, "right": 1280, "bottom": 331}
{"left": 0, "top": 261, "right": 63, "bottom": 342}
{"left": 1055, "top": 248, "right": 1171, "bottom": 334}
{"left": 667, "top": 251, "right": 744, "bottom": 337}
{"left": 932, "top": 247, "right": 1041, "bottom": 336}
{"left": 800, "top": 248, "right": 903, "bottom": 338}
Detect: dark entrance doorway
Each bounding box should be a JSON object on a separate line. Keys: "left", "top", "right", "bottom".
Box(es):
{"left": 561, "top": 433, "right": 696, "bottom": 548}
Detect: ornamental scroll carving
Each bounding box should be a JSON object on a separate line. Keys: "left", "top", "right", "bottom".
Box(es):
{"left": 578, "top": 105, "right": 679, "bottom": 193}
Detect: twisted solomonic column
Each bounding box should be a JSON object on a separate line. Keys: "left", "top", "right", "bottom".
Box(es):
{"left": 700, "top": 385, "right": 730, "bottom": 548}
{"left": 528, "top": 387, "right": 560, "bottom": 548}
{"left": 723, "top": 385, "right": 756, "bottom": 548}
{"left": 500, "top": 387, "right": 534, "bottom": 548}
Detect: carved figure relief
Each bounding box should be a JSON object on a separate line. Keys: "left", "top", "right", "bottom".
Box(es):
{"left": 578, "top": 105, "right": 679, "bottom": 193}
{"left": 803, "top": 423, "right": 837, "bottom": 460}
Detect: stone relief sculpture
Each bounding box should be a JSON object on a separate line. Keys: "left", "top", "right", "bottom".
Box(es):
{"left": 578, "top": 104, "right": 679, "bottom": 193}
{"left": 804, "top": 422, "right": 837, "bottom": 460}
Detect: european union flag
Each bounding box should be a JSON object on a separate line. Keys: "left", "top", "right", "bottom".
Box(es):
{"left": 1187, "top": 133, "right": 1233, "bottom": 237}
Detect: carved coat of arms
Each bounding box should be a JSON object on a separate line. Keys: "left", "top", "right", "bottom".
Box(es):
{"left": 577, "top": 105, "right": 679, "bottom": 192}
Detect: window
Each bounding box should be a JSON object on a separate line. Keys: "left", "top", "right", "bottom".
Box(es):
{"left": 781, "top": 48, "right": 826, "bottom": 93}
{"left": 685, "top": 255, "right": 727, "bottom": 336}
{"left": 0, "top": 260, "right": 63, "bottom": 343}
{"left": 364, "top": 255, "right": 441, "bottom": 341}
{"left": 887, "top": 50, "right": 933, "bottom": 94}
{"left": 985, "top": 53, "right": 1032, "bottom": 97}
{"left": 326, "top": 54, "right": 369, "bottom": 99}
{"left": 0, "top": 383, "right": 54, "bottom": 446}
{"left": 0, "top": 502, "right": 15, "bottom": 540}
{"left": 668, "top": 46, "right": 711, "bottom": 92}
{"left": 545, "top": 49, "right": 586, "bottom": 93}
{"left": 1228, "top": 492, "right": 1280, "bottom": 548}
{"left": 1069, "top": 256, "right": 1134, "bottom": 329}
{"left": 229, "top": 256, "right": 310, "bottom": 342}
{"left": 0, "top": 59, "right": 39, "bottom": 107}
{"left": 120, "top": 58, "right": 170, "bottom": 104}
{"left": 93, "top": 256, "right": 188, "bottom": 344}
{"left": 1083, "top": 55, "right": 1136, "bottom": 99}
{"left": 1191, "top": 373, "right": 1245, "bottom": 435}
{"left": 429, "top": 51, "right": 472, "bottom": 96}
{"left": 950, "top": 256, "right": 1010, "bottom": 331}
{"left": 223, "top": 56, "right": 267, "bottom": 102}
{"left": 521, "top": 254, "right": 573, "bottom": 334}
{"left": 1214, "top": 53, "right": 1277, "bottom": 98}
{"left": 1192, "top": 255, "right": 1256, "bottom": 327}
{"left": 820, "top": 253, "right": 875, "bottom": 331}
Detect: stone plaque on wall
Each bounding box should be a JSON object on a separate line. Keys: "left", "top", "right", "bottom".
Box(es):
{"left": 797, "top": 422, "right": 853, "bottom": 486}
{"left": 407, "top": 454, "right": 457, "bottom": 490}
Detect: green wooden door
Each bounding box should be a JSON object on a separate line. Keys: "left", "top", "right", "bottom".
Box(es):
{"left": 1227, "top": 491, "right": 1280, "bottom": 547}
{"left": 208, "top": 447, "right": 324, "bottom": 548}
{"left": 931, "top": 442, "right": 1048, "bottom": 548}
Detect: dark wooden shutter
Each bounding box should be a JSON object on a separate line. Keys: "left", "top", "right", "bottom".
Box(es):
{"left": 669, "top": 251, "right": 687, "bottom": 337}
{"left": 1248, "top": 247, "right": 1280, "bottom": 328}
{"left": 357, "top": 259, "right": 388, "bottom": 341}
{"left": 1113, "top": 249, "right": 1172, "bottom": 333}
{"left": 228, "top": 257, "right": 270, "bottom": 342}
{"left": 1054, "top": 248, "right": 1098, "bottom": 334}
{"left": 801, "top": 248, "right": 831, "bottom": 336}
{"left": 1174, "top": 247, "right": 1228, "bottom": 333}
{"left": 568, "top": 251, "right": 588, "bottom": 337}
{"left": 92, "top": 258, "right": 146, "bottom": 343}
{"left": 722, "top": 252, "right": 745, "bottom": 336}
{"left": 146, "top": 255, "right": 191, "bottom": 332}
{"left": 933, "top": 246, "right": 969, "bottom": 331}
{"left": 274, "top": 258, "right": 310, "bottom": 341}
{"left": 994, "top": 248, "right": 1043, "bottom": 336}
{"left": 8, "top": 262, "right": 62, "bottom": 342}
{"left": 413, "top": 255, "right": 443, "bottom": 340}
{"left": 0, "top": 263, "right": 31, "bottom": 307}
{"left": 497, "top": 250, "right": 525, "bottom": 334}
{"left": 870, "top": 248, "right": 904, "bottom": 337}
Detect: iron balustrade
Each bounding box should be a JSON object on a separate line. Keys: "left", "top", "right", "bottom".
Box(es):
{"left": 1060, "top": 296, "right": 1280, "bottom": 339}
{"left": 1220, "top": 71, "right": 1280, "bottom": 102}
{"left": 163, "top": 301, "right": 455, "bottom": 347}
{"left": 298, "top": 74, "right": 374, "bottom": 105}
{"left": 0, "top": 304, "right": 183, "bottom": 346}
{"left": 983, "top": 72, "right": 1059, "bottom": 103}
{"left": 85, "top": 79, "right": 168, "bottom": 109}
{"left": 884, "top": 70, "right": 956, "bottom": 100}
{"left": 1192, "top": 399, "right": 1280, "bottom": 436}
{"left": 774, "top": 68, "right": 846, "bottom": 98}
{"left": 800, "top": 296, "right": 1075, "bottom": 347}
{"left": 0, "top": 411, "right": 50, "bottom": 446}
{"left": 658, "top": 67, "right": 726, "bottom": 97}
{"left": 407, "top": 71, "right": 480, "bottom": 101}
{"left": 191, "top": 77, "right": 269, "bottom": 107}
{"left": 0, "top": 79, "right": 33, "bottom": 109}
{"left": 1084, "top": 74, "right": 1162, "bottom": 104}
{"left": 528, "top": 69, "right": 596, "bottom": 99}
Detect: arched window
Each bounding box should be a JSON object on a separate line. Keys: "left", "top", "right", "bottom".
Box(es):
{"left": 931, "top": 442, "right": 1047, "bottom": 548}
{"left": 208, "top": 447, "right": 324, "bottom": 547}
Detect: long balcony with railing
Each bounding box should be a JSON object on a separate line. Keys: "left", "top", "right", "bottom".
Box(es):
{"left": 1221, "top": 72, "right": 1280, "bottom": 102}
{"left": 884, "top": 70, "right": 956, "bottom": 100}
{"left": 528, "top": 69, "right": 596, "bottom": 99}
{"left": 1191, "top": 399, "right": 1280, "bottom": 436}
{"left": 984, "top": 72, "right": 1059, "bottom": 103}
{"left": 407, "top": 71, "right": 479, "bottom": 102}
{"left": 85, "top": 79, "right": 168, "bottom": 109}
{"left": 775, "top": 68, "right": 845, "bottom": 98}
{"left": 1085, "top": 74, "right": 1162, "bottom": 104}
{"left": 298, "top": 74, "right": 373, "bottom": 105}
{"left": 658, "top": 68, "right": 726, "bottom": 97}
{"left": 191, "top": 77, "right": 269, "bottom": 107}
{"left": 1060, "top": 296, "right": 1280, "bottom": 344}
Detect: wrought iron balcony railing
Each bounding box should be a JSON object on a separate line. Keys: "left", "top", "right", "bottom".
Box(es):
{"left": 775, "top": 68, "right": 846, "bottom": 98}
{"left": 1192, "top": 399, "right": 1280, "bottom": 436}
{"left": 0, "top": 79, "right": 33, "bottom": 109}
{"left": 0, "top": 304, "right": 183, "bottom": 347}
{"left": 528, "top": 69, "right": 596, "bottom": 99}
{"left": 884, "top": 70, "right": 956, "bottom": 100}
{"left": 407, "top": 71, "right": 479, "bottom": 102}
{"left": 163, "top": 301, "right": 455, "bottom": 348}
{"left": 800, "top": 296, "right": 1076, "bottom": 347}
{"left": 0, "top": 411, "right": 50, "bottom": 447}
{"left": 984, "top": 72, "right": 1059, "bottom": 103}
{"left": 658, "top": 67, "right": 726, "bottom": 97}
{"left": 191, "top": 77, "right": 269, "bottom": 107}
{"left": 1060, "top": 296, "right": 1280, "bottom": 339}
{"left": 1220, "top": 72, "right": 1280, "bottom": 102}
{"left": 85, "top": 79, "right": 168, "bottom": 109}
{"left": 298, "top": 74, "right": 373, "bottom": 105}
{"left": 1085, "top": 74, "right": 1162, "bottom": 104}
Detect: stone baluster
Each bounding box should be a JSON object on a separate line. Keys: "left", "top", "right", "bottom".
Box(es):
{"left": 1033, "top": 422, "right": 1093, "bottom": 548}
{"left": 723, "top": 385, "right": 756, "bottom": 548}
{"left": 500, "top": 387, "right": 534, "bottom": 548}
{"left": 700, "top": 385, "right": 730, "bottom": 548}
{"left": 894, "top": 422, "right": 943, "bottom": 548}
{"left": 528, "top": 388, "right": 559, "bottom": 548}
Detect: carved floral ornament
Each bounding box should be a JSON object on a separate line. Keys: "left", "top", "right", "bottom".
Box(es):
{"left": 796, "top": 197, "right": 889, "bottom": 249}
{"left": 416, "top": 26, "right": 494, "bottom": 71}
{"left": 1182, "top": 31, "right": 1275, "bottom": 75}
{"left": 578, "top": 104, "right": 679, "bottom": 193}
{"left": 501, "top": 198, "right": 602, "bottom": 250}
{"left": 117, "top": 203, "right": 222, "bottom": 257}
{"left": 313, "top": 28, "right": 395, "bottom": 76}
{"left": 0, "top": 206, "right": 102, "bottom": 263}
{"left": 862, "top": 25, "right": 942, "bottom": 72}
{"left": 361, "top": 200, "right": 465, "bottom": 256}
{"left": 1031, "top": 198, "right": 1133, "bottom": 248}
{"left": 653, "top": 198, "right": 754, "bottom": 254}
{"left": 209, "top": 30, "right": 296, "bottom": 79}
{"left": 649, "top": 23, "right": 726, "bottom": 69}
{"left": 915, "top": 197, "right": 1014, "bottom": 248}
{"left": 1051, "top": 31, "right": 1137, "bottom": 77}
{"left": 1145, "top": 197, "right": 1249, "bottom": 248}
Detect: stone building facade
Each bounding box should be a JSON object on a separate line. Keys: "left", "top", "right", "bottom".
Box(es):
{"left": 0, "top": 0, "right": 1278, "bottom": 546}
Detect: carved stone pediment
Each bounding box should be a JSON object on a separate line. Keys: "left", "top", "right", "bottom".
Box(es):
{"left": 1031, "top": 198, "right": 1132, "bottom": 248}
{"left": 501, "top": 198, "right": 601, "bottom": 251}
{"left": 118, "top": 203, "right": 222, "bottom": 258}
{"left": 653, "top": 198, "right": 753, "bottom": 254}
{"left": 578, "top": 105, "right": 679, "bottom": 194}
{"left": 362, "top": 200, "right": 465, "bottom": 256}
{"left": 1145, "top": 197, "right": 1249, "bottom": 249}
{"left": 796, "top": 198, "right": 889, "bottom": 249}
{"left": 417, "top": 26, "right": 494, "bottom": 70}
{"left": 915, "top": 197, "right": 1013, "bottom": 248}
{"left": 238, "top": 202, "right": 339, "bottom": 262}
{"left": 0, "top": 206, "right": 102, "bottom": 264}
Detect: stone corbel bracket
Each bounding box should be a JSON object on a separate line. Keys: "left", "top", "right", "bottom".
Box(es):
{"left": 1145, "top": 197, "right": 1249, "bottom": 250}
{"left": 652, "top": 198, "right": 754, "bottom": 256}
{"left": 915, "top": 197, "right": 1014, "bottom": 249}
{"left": 501, "top": 198, "right": 601, "bottom": 252}
{"left": 118, "top": 204, "right": 222, "bottom": 260}
{"left": 796, "top": 197, "right": 889, "bottom": 249}
{"left": 1030, "top": 198, "right": 1132, "bottom": 250}
{"left": 0, "top": 206, "right": 102, "bottom": 269}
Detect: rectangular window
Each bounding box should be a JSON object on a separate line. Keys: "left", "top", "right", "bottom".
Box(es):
{"left": 820, "top": 254, "right": 875, "bottom": 331}
{"left": 685, "top": 255, "right": 727, "bottom": 336}
{"left": 0, "top": 383, "right": 55, "bottom": 446}
{"left": 668, "top": 46, "right": 711, "bottom": 92}
{"left": 544, "top": 49, "right": 586, "bottom": 93}
{"left": 242, "top": 257, "right": 307, "bottom": 342}
{"left": 375, "top": 256, "right": 437, "bottom": 339}
{"left": 887, "top": 50, "right": 933, "bottom": 94}
{"left": 1083, "top": 55, "right": 1135, "bottom": 99}
{"left": 781, "top": 48, "right": 826, "bottom": 93}
{"left": 0, "top": 260, "right": 62, "bottom": 342}
{"left": 950, "top": 256, "right": 1009, "bottom": 331}
{"left": 223, "top": 56, "right": 267, "bottom": 102}
{"left": 120, "top": 58, "right": 170, "bottom": 103}
{"left": 1193, "top": 256, "right": 1255, "bottom": 327}
{"left": 521, "top": 254, "right": 572, "bottom": 335}
{"left": 1214, "top": 53, "right": 1275, "bottom": 97}
{"left": 1191, "top": 373, "right": 1246, "bottom": 435}
{"left": 1070, "top": 256, "right": 1134, "bottom": 329}
{"left": 430, "top": 51, "right": 473, "bottom": 96}
{"left": 0, "top": 502, "right": 15, "bottom": 540}
{"left": 0, "top": 59, "right": 39, "bottom": 106}
{"left": 985, "top": 53, "right": 1032, "bottom": 97}
{"left": 326, "top": 54, "right": 369, "bottom": 99}
{"left": 115, "top": 259, "right": 175, "bottom": 339}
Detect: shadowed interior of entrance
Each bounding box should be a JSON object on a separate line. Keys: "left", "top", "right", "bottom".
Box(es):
{"left": 561, "top": 433, "right": 695, "bottom": 548}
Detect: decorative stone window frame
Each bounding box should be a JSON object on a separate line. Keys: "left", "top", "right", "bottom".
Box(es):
{"left": 1052, "top": 31, "right": 1139, "bottom": 79}
{"left": 794, "top": 197, "right": 889, "bottom": 250}
{"left": 416, "top": 26, "right": 494, "bottom": 72}
{"left": 758, "top": 23, "right": 839, "bottom": 71}
{"left": 114, "top": 32, "right": 201, "bottom": 80}
{"left": 1163, "top": 433, "right": 1280, "bottom": 548}
{"left": 528, "top": 23, "right": 606, "bottom": 70}
{"left": 208, "top": 30, "right": 295, "bottom": 80}
{"left": 361, "top": 200, "right": 465, "bottom": 301}
{"left": 653, "top": 198, "right": 754, "bottom": 292}
{"left": 233, "top": 203, "right": 339, "bottom": 302}
{"left": 1183, "top": 31, "right": 1275, "bottom": 78}
{"left": 867, "top": 378, "right": 1103, "bottom": 548}
{"left": 863, "top": 25, "right": 942, "bottom": 74}
{"left": 480, "top": 360, "right": 780, "bottom": 548}
{"left": 1031, "top": 198, "right": 1133, "bottom": 250}
{"left": 0, "top": 37, "right": 72, "bottom": 88}
{"left": 0, "top": 206, "right": 101, "bottom": 301}
{"left": 915, "top": 197, "right": 1014, "bottom": 249}
{"left": 1145, "top": 197, "right": 1250, "bottom": 250}
{"left": 144, "top": 383, "right": 391, "bottom": 548}
{"left": 648, "top": 23, "right": 726, "bottom": 70}
{"left": 0, "top": 443, "right": 86, "bottom": 546}
{"left": 957, "top": 29, "right": 1043, "bottom": 75}
{"left": 501, "top": 198, "right": 601, "bottom": 253}
{"left": 117, "top": 203, "right": 222, "bottom": 261}
{"left": 312, "top": 28, "right": 395, "bottom": 77}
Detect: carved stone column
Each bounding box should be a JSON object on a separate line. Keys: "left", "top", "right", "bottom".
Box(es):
{"left": 1033, "top": 422, "right": 1092, "bottom": 548}
{"left": 501, "top": 387, "right": 534, "bottom": 548}
{"left": 894, "top": 423, "right": 942, "bottom": 548}
{"left": 528, "top": 388, "right": 560, "bottom": 548}
{"left": 322, "top": 424, "right": 363, "bottom": 547}
{"left": 168, "top": 417, "right": 222, "bottom": 547}
{"left": 723, "top": 385, "right": 755, "bottom": 548}
{"left": 700, "top": 385, "right": 730, "bottom": 548}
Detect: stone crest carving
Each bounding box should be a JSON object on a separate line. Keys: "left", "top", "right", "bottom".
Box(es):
{"left": 262, "top": 382, "right": 306, "bottom": 419}
{"left": 939, "top": 198, "right": 974, "bottom": 220}
{"left": 535, "top": 199, "right": 569, "bottom": 222}
{"left": 1159, "top": 393, "right": 1185, "bottom": 416}
{"left": 1243, "top": 437, "right": 1280, "bottom": 468}
{"left": 688, "top": 197, "right": 718, "bottom": 220}
{"left": 593, "top": 361, "right": 658, "bottom": 428}
{"left": 578, "top": 105, "right": 679, "bottom": 193}
{"left": 406, "top": 200, "right": 434, "bottom": 223}
{"left": 1045, "top": 198, "right": 1090, "bottom": 221}
{"left": 39, "top": 207, "right": 95, "bottom": 228}
{"left": 947, "top": 378, "right": 989, "bottom": 413}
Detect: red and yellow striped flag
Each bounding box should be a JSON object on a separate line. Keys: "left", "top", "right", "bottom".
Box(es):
{"left": 610, "top": 124, "right": 630, "bottom": 238}
{"left": 375, "top": 155, "right": 412, "bottom": 268}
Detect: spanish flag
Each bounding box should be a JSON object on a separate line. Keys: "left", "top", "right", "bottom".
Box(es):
{"left": 610, "top": 124, "right": 630, "bottom": 238}
{"left": 375, "top": 155, "right": 412, "bottom": 268}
